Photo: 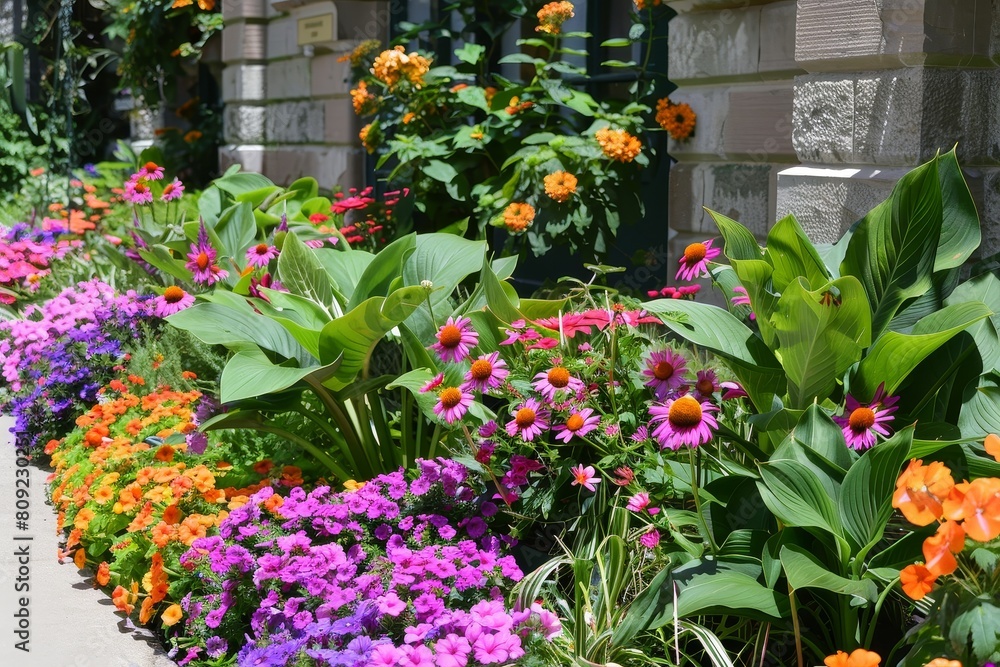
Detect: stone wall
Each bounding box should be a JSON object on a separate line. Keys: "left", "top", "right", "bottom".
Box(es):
{"left": 220, "top": 0, "right": 385, "bottom": 188}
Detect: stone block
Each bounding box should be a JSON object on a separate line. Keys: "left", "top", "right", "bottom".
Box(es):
{"left": 758, "top": 1, "right": 800, "bottom": 76}
{"left": 664, "top": 85, "right": 730, "bottom": 160}
{"left": 266, "top": 58, "right": 312, "bottom": 100}
{"left": 323, "top": 98, "right": 358, "bottom": 144}
{"left": 224, "top": 105, "right": 266, "bottom": 143}
{"left": 775, "top": 166, "right": 909, "bottom": 243}
{"left": 222, "top": 64, "right": 266, "bottom": 102}
{"left": 222, "top": 22, "right": 266, "bottom": 62}
{"left": 267, "top": 16, "right": 299, "bottom": 60}
{"left": 791, "top": 75, "right": 855, "bottom": 163}
{"left": 668, "top": 6, "right": 760, "bottom": 83}
{"left": 669, "top": 162, "right": 779, "bottom": 238}
{"left": 663, "top": 0, "right": 781, "bottom": 11}
{"left": 222, "top": 0, "right": 267, "bottom": 21}
{"left": 311, "top": 53, "right": 352, "bottom": 97}
{"left": 922, "top": 0, "right": 992, "bottom": 66}
{"left": 220, "top": 144, "right": 266, "bottom": 174}
{"left": 721, "top": 83, "right": 795, "bottom": 159}
{"left": 978, "top": 167, "right": 1000, "bottom": 256}
{"left": 263, "top": 146, "right": 362, "bottom": 188}
{"left": 853, "top": 68, "right": 923, "bottom": 165}
{"left": 265, "top": 101, "right": 325, "bottom": 143}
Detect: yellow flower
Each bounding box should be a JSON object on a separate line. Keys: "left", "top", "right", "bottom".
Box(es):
{"left": 371, "top": 45, "right": 432, "bottom": 89}
{"left": 503, "top": 202, "right": 536, "bottom": 234}
{"left": 343, "top": 480, "right": 366, "bottom": 492}
{"left": 161, "top": 604, "right": 183, "bottom": 627}
{"left": 595, "top": 127, "right": 642, "bottom": 163}
{"left": 544, "top": 171, "right": 578, "bottom": 203}
{"left": 536, "top": 1, "right": 574, "bottom": 34}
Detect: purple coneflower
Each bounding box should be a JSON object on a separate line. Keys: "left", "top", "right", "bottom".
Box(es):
{"left": 693, "top": 369, "right": 720, "bottom": 401}
{"left": 649, "top": 394, "right": 719, "bottom": 450}
{"left": 430, "top": 316, "right": 478, "bottom": 363}
{"left": 461, "top": 352, "right": 509, "bottom": 393}
{"left": 731, "top": 285, "right": 755, "bottom": 320}
{"left": 676, "top": 238, "right": 721, "bottom": 282}
{"left": 505, "top": 398, "right": 550, "bottom": 441}
{"left": 433, "top": 386, "right": 473, "bottom": 424}
{"left": 137, "top": 161, "right": 165, "bottom": 181}
{"left": 153, "top": 286, "right": 194, "bottom": 317}
{"left": 123, "top": 178, "right": 153, "bottom": 205}
{"left": 160, "top": 178, "right": 184, "bottom": 202}
{"left": 532, "top": 366, "right": 585, "bottom": 403}
{"left": 642, "top": 349, "right": 688, "bottom": 400}
{"left": 185, "top": 223, "right": 229, "bottom": 285}
{"left": 552, "top": 408, "right": 600, "bottom": 443}
{"left": 246, "top": 243, "right": 279, "bottom": 268}
{"left": 833, "top": 383, "right": 899, "bottom": 450}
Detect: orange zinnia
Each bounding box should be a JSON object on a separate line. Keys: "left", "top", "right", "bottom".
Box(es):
{"left": 922, "top": 520, "right": 965, "bottom": 577}
{"left": 161, "top": 604, "right": 183, "bottom": 627}
{"left": 824, "top": 649, "right": 881, "bottom": 667}
{"left": 959, "top": 476, "right": 1000, "bottom": 542}
{"left": 899, "top": 563, "right": 936, "bottom": 600}
{"left": 893, "top": 459, "right": 954, "bottom": 525}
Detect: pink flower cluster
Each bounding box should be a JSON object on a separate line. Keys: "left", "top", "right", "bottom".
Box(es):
{"left": 0, "top": 224, "right": 81, "bottom": 302}
{"left": 121, "top": 162, "right": 184, "bottom": 205}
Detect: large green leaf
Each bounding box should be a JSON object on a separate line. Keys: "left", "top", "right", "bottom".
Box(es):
{"left": 766, "top": 214, "right": 832, "bottom": 292}
{"left": 213, "top": 171, "right": 274, "bottom": 197}
{"left": 839, "top": 426, "right": 913, "bottom": 553}
{"left": 840, "top": 156, "right": 942, "bottom": 339}
{"left": 402, "top": 234, "right": 486, "bottom": 342}
{"left": 316, "top": 249, "right": 374, "bottom": 304}
{"left": 934, "top": 148, "right": 981, "bottom": 272}
{"left": 220, "top": 348, "right": 340, "bottom": 403}
{"left": 757, "top": 459, "right": 844, "bottom": 538}
{"left": 644, "top": 299, "right": 785, "bottom": 411}
{"left": 277, "top": 232, "right": 338, "bottom": 317}
{"left": 789, "top": 403, "right": 853, "bottom": 471}
{"left": 348, "top": 234, "right": 415, "bottom": 308}
{"left": 853, "top": 301, "right": 992, "bottom": 399}
{"left": 137, "top": 245, "right": 193, "bottom": 282}
{"left": 769, "top": 276, "right": 871, "bottom": 408}
{"left": 958, "top": 373, "right": 1000, "bottom": 437}
{"left": 779, "top": 544, "right": 877, "bottom": 603}
{"left": 949, "top": 598, "right": 1000, "bottom": 662}
{"left": 945, "top": 272, "right": 1000, "bottom": 373}
{"left": 214, "top": 201, "right": 257, "bottom": 259}
{"left": 317, "top": 287, "right": 428, "bottom": 389}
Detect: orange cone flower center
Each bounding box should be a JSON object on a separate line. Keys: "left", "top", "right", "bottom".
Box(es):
{"left": 438, "top": 387, "right": 462, "bottom": 408}
{"left": 653, "top": 362, "right": 675, "bottom": 381}
{"left": 566, "top": 414, "right": 585, "bottom": 431}
{"left": 547, "top": 366, "right": 570, "bottom": 388}
{"left": 470, "top": 359, "right": 494, "bottom": 380}
{"left": 515, "top": 407, "right": 537, "bottom": 428}
{"left": 254, "top": 243, "right": 269, "bottom": 254}
{"left": 144, "top": 162, "right": 159, "bottom": 171}
{"left": 438, "top": 324, "right": 462, "bottom": 348}
{"left": 683, "top": 242, "right": 707, "bottom": 263}
{"left": 196, "top": 252, "right": 210, "bottom": 270}
{"left": 163, "top": 286, "right": 185, "bottom": 303}
{"left": 668, "top": 396, "right": 703, "bottom": 428}
{"left": 849, "top": 407, "right": 876, "bottom": 431}
{"left": 134, "top": 182, "right": 149, "bottom": 193}
{"left": 696, "top": 378, "right": 714, "bottom": 395}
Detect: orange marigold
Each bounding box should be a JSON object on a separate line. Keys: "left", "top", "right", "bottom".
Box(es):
{"left": 502, "top": 202, "right": 536, "bottom": 234}
{"left": 338, "top": 39, "right": 381, "bottom": 68}
{"left": 543, "top": 171, "right": 578, "bottom": 203}
{"left": 371, "top": 45, "right": 432, "bottom": 89}
{"left": 595, "top": 127, "right": 642, "bottom": 163}
{"left": 900, "top": 563, "right": 936, "bottom": 600}
{"left": 656, "top": 98, "right": 697, "bottom": 140}
{"left": 924, "top": 660, "right": 962, "bottom": 667}
{"left": 536, "top": 1, "right": 574, "bottom": 34}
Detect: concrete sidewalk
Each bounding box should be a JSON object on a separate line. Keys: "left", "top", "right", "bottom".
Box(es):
{"left": 0, "top": 415, "right": 176, "bottom": 667}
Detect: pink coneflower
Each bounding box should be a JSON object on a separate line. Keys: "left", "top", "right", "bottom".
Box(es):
{"left": 626, "top": 492, "right": 660, "bottom": 515}
{"left": 433, "top": 386, "right": 473, "bottom": 424}
{"left": 833, "top": 383, "right": 899, "bottom": 450}
{"left": 721, "top": 381, "right": 748, "bottom": 400}
{"left": 160, "top": 178, "right": 184, "bottom": 202}
{"left": 505, "top": 398, "right": 550, "bottom": 441}
{"left": 730, "top": 285, "right": 755, "bottom": 321}
{"left": 185, "top": 222, "right": 229, "bottom": 285}
{"left": 461, "top": 352, "right": 509, "bottom": 392}
{"left": 642, "top": 349, "right": 688, "bottom": 400}
{"left": 532, "top": 366, "right": 585, "bottom": 403}
{"left": 420, "top": 373, "right": 445, "bottom": 393}
{"left": 246, "top": 243, "right": 279, "bottom": 268}
{"left": 693, "top": 369, "right": 720, "bottom": 401}
{"left": 639, "top": 528, "right": 661, "bottom": 549}
{"left": 430, "top": 316, "right": 479, "bottom": 363}
{"left": 153, "top": 285, "right": 194, "bottom": 317}
{"left": 630, "top": 425, "right": 649, "bottom": 442}
{"left": 676, "top": 238, "right": 721, "bottom": 282}
{"left": 137, "top": 161, "right": 165, "bottom": 180}
{"left": 123, "top": 178, "right": 153, "bottom": 205}
{"left": 570, "top": 464, "right": 601, "bottom": 492}
{"left": 649, "top": 394, "right": 719, "bottom": 450}
{"left": 552, "top": 408, "right": 601, "bottom": 443}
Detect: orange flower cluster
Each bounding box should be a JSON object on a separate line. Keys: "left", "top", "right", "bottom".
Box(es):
{"left": 505, "top": 97, "right": 534, "bottom": 115}
{"left": 634, "top": 0, "right": 662, "bottom": 9}
{"left": 172, "top": 0, "right": 215, "bottom": 10}
{"left": 503, "top": 202, "right": 536, "bottom": 234}
{"left": 536, "top": 1, "right": 575, "bottom": 35}
{"left": 544, "top": 171, "right": 578, "bottom": 203}
{"left": 339, "top": 39, "right": 382, "bottom": 68}
{"left": 656, "top": 98, "right": 697, "bottom": 141}
{"left": 893, "top": 447, "right": 1000, "bottom": 600}
{"left": 351, "top": 81, "right": 378, "bottom": 116}
{"left": 824, "top": 650, "right": 880, "bottom": 667}
{"left": 360, "top": 123, "right": 378, "bottom": 154}
{"left": 370, "top": 45, "right": 432, "bottom": 89}
{"left": 596, "top": 127, "right": 642, "bottom": 163}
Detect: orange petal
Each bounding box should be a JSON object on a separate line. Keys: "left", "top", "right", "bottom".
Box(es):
{"left": 985, "top": 433, "right": 1000, "bottom": 462}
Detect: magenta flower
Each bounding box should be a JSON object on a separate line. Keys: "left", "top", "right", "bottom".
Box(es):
{"left": 122, "top": 177, "right": 153, "bottom": 205}
{"left": 570, "top": 464, "right": 601, "bottom": 492}
{"left": 435, "top": 634, "right": 471, "bottom": 667}
{"left": 370, "top": 645, "right": 402, "bottom": 666}
{"left": 461, "top": 352, "right": 509, "bottom": 393}
{"left": 137, "top": 161, "right": 165, "bottom": 180}
{"left": 430, "top": 316, "right": 479, "bottom": 363}
{"left": 245, "top": 243, "right": 279, "bottom": 268}
{"left": 693, "top": 369, "right": 720, "bottom": 401}
{"left": 731, "top": 285, "right": 755, "bottom": 320}
{"left": 505, "top": 398, "right": 550, "bottom": 441}
{"left": 626, "top": 492, "right": 660, "bottom": 515}
{"left": 472, "top": 631, "right": 515, "bottom": 663}
{"left": 721, "top": 381, "right": 748, "bottom": 400}
{"left": 676, "top": 238, "right": 721, "bottom": 281}
{"left": 160, "top": 178, "right": 184, "bottom": 202}
{"left": 833, "top": 383, "right": 899, "bottom": 450}
{"left": 642, "top": 348, "right": 689, "bottom": 400}
{"left": 531, "top": 365, "right": 585, "bottom": 403}
{"left": 552, "top": 407, "right": 600, "bottom": 443}
{"left": 649, "top": 394, "right": 719, "bottom": 450}
{"left": 434, "top": 386, "right": 473, "bottom": 424}
{"left": 153, "top": 285, "right": 194, "bottom": 317}
{"left": 185, "top": 222, "right": 229, "bottom": 285}
{"left": 639, "top": 528, "right": 662, "bottom": 549}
